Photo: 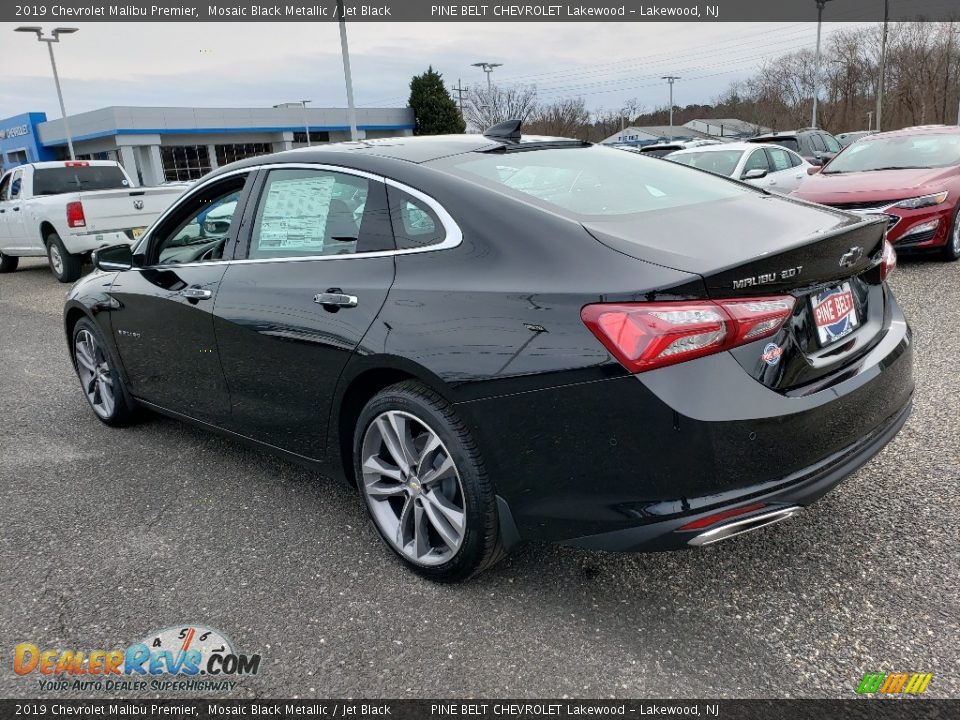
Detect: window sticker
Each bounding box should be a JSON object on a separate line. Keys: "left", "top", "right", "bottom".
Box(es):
{"left": 258, "top": 175, "right": 336, "bottom": 251}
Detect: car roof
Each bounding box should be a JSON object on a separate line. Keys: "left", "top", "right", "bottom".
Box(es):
{"left": 206, "top": 132, "right": 591, "bottom": 180}
{"left": 669, "top": 141, "right": 782, "bottom": 154}
{"left": 863, "top": 124, "right": 960, "bottom": 140}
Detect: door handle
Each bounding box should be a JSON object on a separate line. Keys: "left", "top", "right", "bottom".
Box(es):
{"left": 313, "top": 291, "right": 358, "bottom": 308}
{"left": 12, "top": 206, "right": 20, "bottom": 212}
{"left": 180, "top": 287, "right": 213, "bottom": 300}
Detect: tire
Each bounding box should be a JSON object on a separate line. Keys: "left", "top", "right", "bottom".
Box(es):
{"left": 0, "top": 252, "right": 18, "bottom": 273}
{"left": 72, "top": 317, "right": 136, "bottom": 427}
{"left": 354, "top": 380, "right": 503, "bottom": 582}
{"left": 47, "top": 232, "right": 83, "bottom": 282}
{"left": 940, "top": 205, "right": 960, "bottom": 262}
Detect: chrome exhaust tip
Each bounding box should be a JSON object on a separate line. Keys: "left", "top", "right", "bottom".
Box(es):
{"left": 687, "top": 506, "right": 802, "bottom": 547}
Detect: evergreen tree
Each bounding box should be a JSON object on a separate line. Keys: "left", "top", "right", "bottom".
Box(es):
{"left": 408, "top": 66, "right": 466, "bottom": 135}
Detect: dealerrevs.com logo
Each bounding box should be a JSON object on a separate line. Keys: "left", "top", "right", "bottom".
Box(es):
{"left": 14, "top": 625, "right": 261, "bottom": 693}
{"left": 857, "top": 672, "right": 933, "bottom": 695}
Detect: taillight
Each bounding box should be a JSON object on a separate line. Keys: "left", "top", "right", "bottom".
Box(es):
{"left": 581, "top": 296, "right": 795, "bottom": 374}
{"left": 880, "top": 239, "right": 897, "bottom": 281}
{"left": 66, "top": 201, "right": 86, "bottom": 228}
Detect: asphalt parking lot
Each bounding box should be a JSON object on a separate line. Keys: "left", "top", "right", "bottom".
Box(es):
{"left": 1, "top": 256, "right": 957, "bottom": 700}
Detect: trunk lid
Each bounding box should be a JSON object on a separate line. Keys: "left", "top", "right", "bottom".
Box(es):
{"left": 584, "top": 194, "right": 889, "bottom": 391}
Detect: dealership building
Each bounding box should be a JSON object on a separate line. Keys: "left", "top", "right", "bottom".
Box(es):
{"left": 0, "top": 105, "right": 415, "bottom": 185}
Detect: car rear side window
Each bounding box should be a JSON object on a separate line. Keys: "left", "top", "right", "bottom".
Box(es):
{"left": 822, "top": 134, "right": 841, "bottom": 153}
{"left": 387, "top": 186, "right": 446, "bottom": 249}
{"left": 436, "top": 146, "right": 752, "bottom": 219}
{"left": 766, "top": 148, "right": 794, "bottom": 171}
{"left": 33, "top": 165, "right": 129, "bottom": 195}
{"left": 248, "top": 168, "right": 391, "bottom": 259}
{"left": 810, "top": 134, "right": 827, "bottom": 153}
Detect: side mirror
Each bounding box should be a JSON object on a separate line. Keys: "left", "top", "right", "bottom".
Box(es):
{"left": 809, "top": 156, "right": 824, "bottom": 166}
{"left": 742, "top": 168, "right": 768, "bottom": 180}
{"left": 93, "top": 244, "right": 134, "bottom": 272}
{"left": 807, "top": 166, "right": 822, "bottom": 175}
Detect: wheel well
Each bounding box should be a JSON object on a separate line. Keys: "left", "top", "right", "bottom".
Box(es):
{"left": 64, "top": 308, "right": 87, "bottom": 350}
{"left": 40, "top": 222, "right": 57, "bottom": 245}
{"left": 336, "top": 368, "right": 419, "bottom": 486}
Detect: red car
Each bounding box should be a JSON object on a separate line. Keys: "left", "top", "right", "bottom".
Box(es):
{"left": 793, "top": 125, "right": 960, "bottom": 260}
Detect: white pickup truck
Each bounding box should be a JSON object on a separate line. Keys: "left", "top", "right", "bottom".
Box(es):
{"left": 0, "top": 161, "right": 184, "bottom": 282}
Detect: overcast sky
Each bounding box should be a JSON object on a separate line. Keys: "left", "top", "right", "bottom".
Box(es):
{"left": 0, "top": 21, "right": 873, "bottom": 121}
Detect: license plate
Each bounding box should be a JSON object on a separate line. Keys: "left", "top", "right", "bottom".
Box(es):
{"left": 131, "top": 227, "right": 146, "bottom": 240}
{"left": 810, "top": 282, "right": 859, "bottom": 345}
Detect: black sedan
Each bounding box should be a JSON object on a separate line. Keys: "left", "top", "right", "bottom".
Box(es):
{"left": 64, "top": 122, "right": 914, "bottom": 582}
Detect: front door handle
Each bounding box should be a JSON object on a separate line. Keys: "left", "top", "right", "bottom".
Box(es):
{"left": 180, "top": 287, "right": 213, "bottom": 300}
{"left": 314, "top": 291, "right": 358, "bottom": 308}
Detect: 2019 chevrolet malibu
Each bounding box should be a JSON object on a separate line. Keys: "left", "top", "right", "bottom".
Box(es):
{"left": 64, "top": 122, "right": 914, "bottom": 581}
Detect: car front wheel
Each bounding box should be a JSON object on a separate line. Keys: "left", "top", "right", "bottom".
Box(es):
{"left": 72, "top": 318, "right": 136, "bottom": 426}
{"left": 354, "top": 381, "right": 504, "bottom": 582}
{"left": 942, "top": 205, "right": 960, "bottom": 262}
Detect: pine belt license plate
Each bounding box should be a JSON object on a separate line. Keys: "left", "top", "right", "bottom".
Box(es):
{"left": 811, "top": 282, "right": 859, "bottom": 345}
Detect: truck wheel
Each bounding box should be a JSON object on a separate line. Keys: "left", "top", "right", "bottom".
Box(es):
{"left": 47, "top": 233, "right": 83, "bottom": 282}
{"left": 0, "top": 252, "right": 18, "bottom": 273}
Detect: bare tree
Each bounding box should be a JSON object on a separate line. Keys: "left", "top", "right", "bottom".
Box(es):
{"left": 528, "top": 97, "right": 591, "bottom": 138}
{"left": 464, "top": 84, "right": 538, "bottom": 131}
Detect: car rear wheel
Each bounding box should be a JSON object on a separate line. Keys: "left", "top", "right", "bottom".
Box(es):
{"left": 47, "top": 233, "right": 83, "bottom": 282}
{"left": 72, "top": 318, "right": 136, "bottom": 427}
{"left": 941, "top": 206, "right": 960, "bottom": 261}
{"left": 0, "top": 252, "right": 18, "bottom": 273}
{"left": 354, "top": 381, "right": 503, "bottom": 582}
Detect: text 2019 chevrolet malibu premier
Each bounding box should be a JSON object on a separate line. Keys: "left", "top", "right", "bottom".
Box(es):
{"left": 64, "top": 123, "right": 913, "bottom": 581}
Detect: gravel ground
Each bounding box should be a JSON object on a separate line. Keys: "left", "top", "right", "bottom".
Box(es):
{"left": 0, "top": 256, "right": 957, "bottom": 699}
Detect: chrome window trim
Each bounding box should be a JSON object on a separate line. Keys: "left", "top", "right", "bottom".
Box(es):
{"left": 135, "top": 162, "right": 462, "bottom": 268}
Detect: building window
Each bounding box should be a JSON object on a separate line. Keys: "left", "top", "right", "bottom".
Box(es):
{"left": 161, "top": 145, "right": 211, "bottom": 182}
{"left": 293, "top": 131, "right": 330, "bottom": 145}
{"left": 215, "top": 143, "right": 273, "bottom": 166}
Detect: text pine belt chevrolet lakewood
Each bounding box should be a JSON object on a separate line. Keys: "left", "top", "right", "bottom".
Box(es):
{"left": 63, "top": 122, "right": 914, "bottom": 581}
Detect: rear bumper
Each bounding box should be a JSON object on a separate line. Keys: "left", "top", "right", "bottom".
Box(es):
{"left": 562, "top": 395, "right": 911, "bottom": 551}
{"left": 459, "top": 294, "right": 913, "bottom": 549}
{"left": 65, "top": 230, "right": 136, "bottom": 255}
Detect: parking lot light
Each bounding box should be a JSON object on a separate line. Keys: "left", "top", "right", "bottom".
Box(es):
{"left": 811, "top": 0, "right": 833, "bottom": 129}
{"left": 14, "top": 26, "right": 78, "bottom": 160}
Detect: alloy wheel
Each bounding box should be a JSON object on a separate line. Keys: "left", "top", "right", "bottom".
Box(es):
{"left": 49, "top": 244, "right": 63, "bottom": 276}
{"left": 74, "top": 329, "right": 116, "bottom": 419}
{"left": 953, "top": 217, "right": 960, "bottom": 256}
{"left": 360, "top": 410, "right": 467, "bottom": 566}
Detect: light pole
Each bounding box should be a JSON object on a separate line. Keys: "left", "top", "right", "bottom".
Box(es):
{"left": 336, "top": 0, "right": 358, "bottom": 141}
{"left": 662, "top": 76, "right": 680, "bottom": 140}
{"left": 472, "top": 62, "right": 503, "bottom": 91}
{"left": 867, "top": 110, "right": 874, "bottom": 130}
{"left": 15, "top": 26, "right": 77, "bottom": 160}
{"left": 811, "top": 0, "right": 833, "bottom": 129}
{"left": 876, "top": 0, "right": 889, "bottom": 131}
{"left": 300, "top": 99, "right": 312, "bottom": 146}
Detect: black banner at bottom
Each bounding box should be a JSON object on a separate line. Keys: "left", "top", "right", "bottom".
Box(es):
{"left": 1, "top": 699, "right": 956, "bottom": 720}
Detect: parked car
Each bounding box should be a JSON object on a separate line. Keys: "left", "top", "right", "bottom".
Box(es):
{"left": 792, "top": 125, "right": 960, "bottom": 260}
{"left": 0, "top": 161, "right": 185, "bottom": 281}
{"left": 747, "top": 128, "right": 843, "bottom": 166}
{"left": 64, "top": 124, "right": 912, "bottom": 581}
{"left": 617, "top": 139, "right": 719, "bottom": 158}
{"left": 836, "top": 130, "right": 877, "bottom": 147}
{"left": 665, "top": 142, "right": 814, "bottom": 194}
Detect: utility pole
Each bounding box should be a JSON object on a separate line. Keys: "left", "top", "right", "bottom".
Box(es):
{"left": 876, "top": 0, "right": 889, "bottom": 131}
{"left": 336, "top": 0, "right": 358, "bottom": 141}
{"left": 811, "top": 0, "right": 833, "bottom": 129}
{"left": 451, "top": 78, "right": 467, "bottom": 118}
{"left": 14, "top": 26, "right": 77, "bottom": 160}
{"left": 472, "top": 62, "right": 502, "bottom": 90}
{"left": 662, "top": 76, "right": 680, "bottom": 140}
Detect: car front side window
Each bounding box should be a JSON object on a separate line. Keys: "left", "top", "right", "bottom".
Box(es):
{"left": 150, "top": 176, "right": 249, "bottom": 265}
{"left": 742, "top": 150, "right": 770, "bottom": 176}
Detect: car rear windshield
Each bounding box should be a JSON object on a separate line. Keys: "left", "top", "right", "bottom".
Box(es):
{"left": 667, "top": 150, "right": 744, "bottom": 177}
{"left": 434, "top": 146, "right": 753, "bottom": 218}
{"left": 763, "top": 138, "right": 800, "bottom": 152}
{"left": 822, "top": 133, "right": 960, "bottom": 174}
{"left": 33, "top": 165, "right": 130, "bottom": 196}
